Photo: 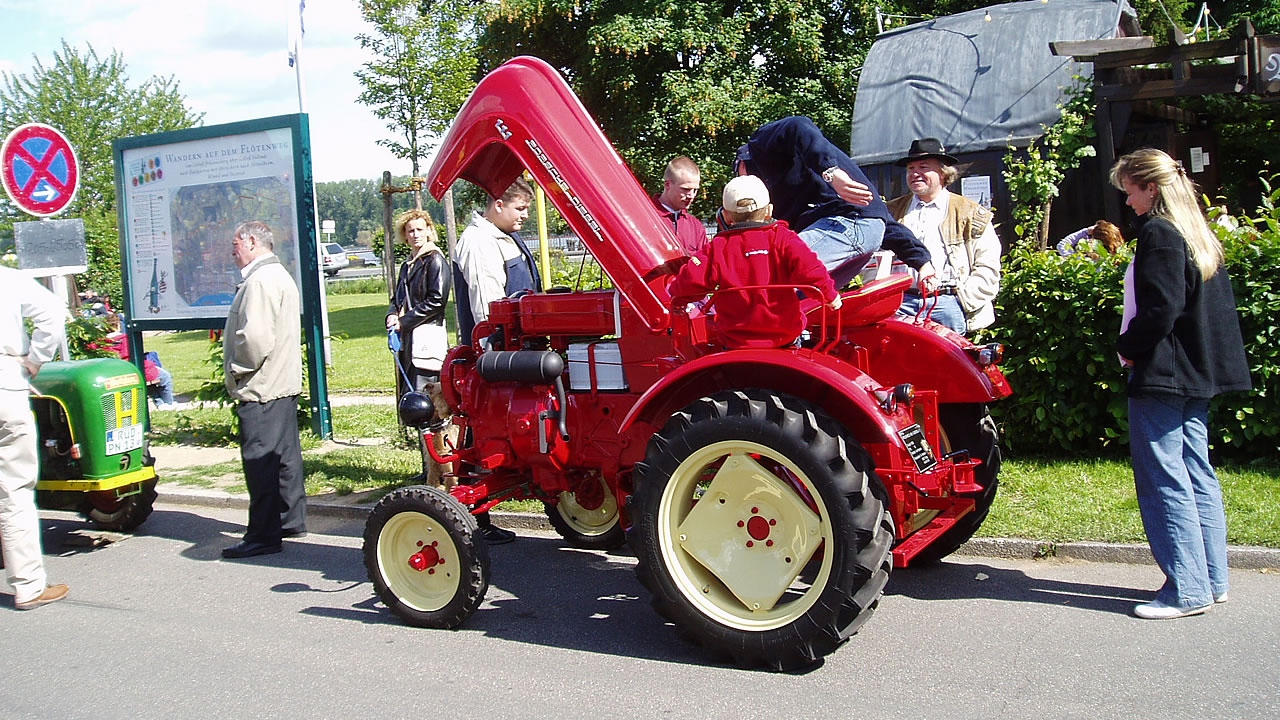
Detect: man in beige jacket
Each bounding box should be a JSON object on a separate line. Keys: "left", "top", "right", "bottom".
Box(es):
{"left": 886, "top": 138, "right": 1001, "bottom": 334}
{"left": 221, "top": 221, "right": 306, "bottom": 558}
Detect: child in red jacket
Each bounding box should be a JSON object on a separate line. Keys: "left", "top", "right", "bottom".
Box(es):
{"left": 668, "top": 175, "right": 841, "bottom": 348}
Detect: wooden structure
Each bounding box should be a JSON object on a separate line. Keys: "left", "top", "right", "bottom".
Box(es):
{"left": 1054, "top": 20, "right": 1280, "bottom": 222}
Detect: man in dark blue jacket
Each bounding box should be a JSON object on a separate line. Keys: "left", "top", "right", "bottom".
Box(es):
{"left": 739, "top": 116, "right": 936, "bottom": 288}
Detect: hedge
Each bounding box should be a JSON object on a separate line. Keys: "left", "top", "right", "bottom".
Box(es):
{"left": 985, "top": 179, "right": 1280, "bottom": 461}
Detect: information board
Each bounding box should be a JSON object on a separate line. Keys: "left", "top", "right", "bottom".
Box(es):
{"left": 117, "top": 122, "right": 304, "bottom": 321}
{"left": 113, "top": 115, "right": 332, "bottom": 437}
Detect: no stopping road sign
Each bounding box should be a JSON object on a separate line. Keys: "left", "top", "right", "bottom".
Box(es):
{"left": 2, "top": 123, "right": 80, "bottom": 217}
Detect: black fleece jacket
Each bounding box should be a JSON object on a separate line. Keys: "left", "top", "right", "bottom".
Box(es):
{"left": 1117, "top": 216, "right": 1251, "bottom": 399}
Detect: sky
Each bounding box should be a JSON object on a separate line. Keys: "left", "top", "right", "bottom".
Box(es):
{"left": 0, "top": 0, "right": 411, "bottom": 182}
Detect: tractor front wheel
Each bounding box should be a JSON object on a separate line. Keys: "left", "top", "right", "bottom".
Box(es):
{"left": 630, "top": 390, "right": 893, "bottom": 671}
{"left": 82, "top": 478, "right": 158, "bottom": 531}
{"left": 363, "top": 485, "right": 489, "bottom": 628}
{"left": 544, "top": 476, "right": 625, "bottom": 550}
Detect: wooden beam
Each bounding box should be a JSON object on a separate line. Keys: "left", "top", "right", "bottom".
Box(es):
{"left": 1097, "top": 76, "right": 1246, "bottom": 101}
{"left": 1096, "top": 101, "right": 1121, "bottom": 225}
{"left": 1134, "top": 100, "right": 1199, "bottom": 125}
{"left": 1089, "top": 37, "right": 1248, "bottom": 69}
{"left": 1050, "top": 37, "right": 1154, "bottom": 58}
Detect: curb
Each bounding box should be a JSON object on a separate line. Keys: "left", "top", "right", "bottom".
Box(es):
{"left": 157, "top": 487, "right": 1280, "bottom": 570}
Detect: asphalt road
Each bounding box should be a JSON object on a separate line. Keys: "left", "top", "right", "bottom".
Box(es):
{"left": 3, "top": 502, "right": 1278, "bottom": 720}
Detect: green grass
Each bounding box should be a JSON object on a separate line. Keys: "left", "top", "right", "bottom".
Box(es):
{"left": 987, "top": 457, "right": 1280, "bottom": 547}
{"left": 145, "top": 292, "right": 457, "bottom": 397}
{"left": 149, "top": 402, "right": 403, "bottom": 448}
{"left": 163, "top": 459, "right": 244, "bottom": 489}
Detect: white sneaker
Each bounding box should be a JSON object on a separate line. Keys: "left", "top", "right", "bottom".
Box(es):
{"left": 1134, "top": 599, "right": 1211, "bottom": 620}
{"left": 1213, "top": 592, "right": 1229, "bottom": 604}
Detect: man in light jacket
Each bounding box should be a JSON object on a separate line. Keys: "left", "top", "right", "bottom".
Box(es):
{"left": 221, "top": 221, "right": 306, "bottom": 558}
{"left": 1, "top": 267, "right": 69, "bottom": 610}
{"left": 453, "top": 178, "right": 542, "bottom": 349}
{"left": 886, "top": 138, "right": 1002, "bottom": 334}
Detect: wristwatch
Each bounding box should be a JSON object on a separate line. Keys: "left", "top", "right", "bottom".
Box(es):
{"left": 821, "top": 166, "right": 838, "bottom": 183}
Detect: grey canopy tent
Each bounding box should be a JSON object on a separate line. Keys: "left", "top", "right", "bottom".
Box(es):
{"left": 850, "top": 0, "right": 1139, "bottom": 166}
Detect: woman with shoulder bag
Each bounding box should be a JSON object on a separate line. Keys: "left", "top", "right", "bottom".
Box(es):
{"left": 386, "top": 210, "right": 450, "bottom": 394}
{"left": 1110, "top": 149, "right": 1251, "bottom": 620}
{"left": 386, "top": 210, "right": 451, "bottom": 487}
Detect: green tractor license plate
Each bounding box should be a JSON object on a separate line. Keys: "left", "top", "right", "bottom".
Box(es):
{"left": 106, "top": 424, "right": 144, "bottom": 455}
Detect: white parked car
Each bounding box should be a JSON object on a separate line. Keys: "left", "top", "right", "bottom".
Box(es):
{"left": 321, "top": 242, "right": 350, "bottom": 276}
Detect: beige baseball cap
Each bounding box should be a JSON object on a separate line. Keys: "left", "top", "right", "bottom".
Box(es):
{"left": 722, "top": 175, "right": 770, "bottom": 214}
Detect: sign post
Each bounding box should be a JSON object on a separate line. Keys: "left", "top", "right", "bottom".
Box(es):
{"left": 4, "top": 122, "right": 83, "bottom": 361}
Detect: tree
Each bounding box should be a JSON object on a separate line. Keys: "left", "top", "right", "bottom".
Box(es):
{"left": 356, "top": 0, "right": 484, "bottom": 282}
{"left": 315, "top": 176, "right": 442, "bottom": 244}
{"left": 0, "top": 41, "right": 203, "bottom": 305}
{"left": 476, "top": 0, "right": 1001, "bottom": 216}
{"left": 357, "top": 0, "right": 473, "bottom": 179}
{"left": 1, "top": 41, "right": 204, "bottom": 215}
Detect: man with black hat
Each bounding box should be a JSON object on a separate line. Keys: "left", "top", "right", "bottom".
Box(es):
{"left": 886, "top": 138, "right": 1001, "bottom": 334}
{"left": 737, "top": 117, "right": 935, "bottom": 289}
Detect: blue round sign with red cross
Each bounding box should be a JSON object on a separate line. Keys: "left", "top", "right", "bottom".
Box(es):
{"left": 2, "top": 123, "right": 80, "bottom": 217}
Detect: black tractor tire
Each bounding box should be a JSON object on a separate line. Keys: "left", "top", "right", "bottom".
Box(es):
{"left": 544, "top": 477, "right": 625, "bottom": 550}
{"left": 629, "top": 389, "right": 894, "bottom": 671}
{"left": 909, "top": 403, "right": 1002, "bottom": 565}
{"left": 82, "top": 479, "right": 159, "bottom": 531}
{"left": 363, "top": 485, "right": 489, "bottom": 628}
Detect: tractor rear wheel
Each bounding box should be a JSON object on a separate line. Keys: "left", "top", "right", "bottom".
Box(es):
{"left": 82, "top": 478, "right": 158, "bottom": 531}
{"left": 363, "top": 485, "right": 489, "bottom": 628}
{"left": 544, "top": 476, "right": 625, "bottom": 550}
{"left": 629, "top": 390, "right": 893, "bottom": 671}
{"left": 910, "top": 403, "right": 1002, "bottom": 564}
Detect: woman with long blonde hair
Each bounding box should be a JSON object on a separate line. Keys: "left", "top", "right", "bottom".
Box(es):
{"left": 385, "top": 209, "right": 451, "bottom": 483}
{"left": 1109, "top": 148, "right": 1251, "bottom": 620}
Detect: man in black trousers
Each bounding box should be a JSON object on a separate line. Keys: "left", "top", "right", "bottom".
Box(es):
{"left": 221, "top": 221, "right": 306, "bottom": 558}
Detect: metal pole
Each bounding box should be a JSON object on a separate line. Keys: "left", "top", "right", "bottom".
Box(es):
{"left": 382, "top": 171, "right": 395, "bottom": 303}
{"left": 535, "top": 183, "right": 551, "bottom": 289}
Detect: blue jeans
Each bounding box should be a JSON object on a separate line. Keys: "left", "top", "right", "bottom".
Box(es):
{"left": 149, "top": 366, "right": 175, "bottom": 406}
{"left": 799, "top": 216, "right": 885, "bottom": 287}
{"left": 1129, "top": 395, "right": 1228, "bottom": 608}
{"left": 897, "top": 294, "right": 967, "bottom": 334}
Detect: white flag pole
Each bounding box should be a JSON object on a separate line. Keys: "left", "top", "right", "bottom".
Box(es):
{"left": 288, "top": 1, "right": 332, "bottom": 366}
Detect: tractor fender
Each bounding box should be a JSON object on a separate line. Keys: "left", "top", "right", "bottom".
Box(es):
{"left": 844, "top": 318, "right": 1011, "bottom": 403}
{"left": 619, "top": 348, "right": 908, "bottom": 450}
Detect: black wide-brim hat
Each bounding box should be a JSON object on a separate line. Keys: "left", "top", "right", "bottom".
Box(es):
{"left": 895, "top": 137, "right": 958, "bottom": 167}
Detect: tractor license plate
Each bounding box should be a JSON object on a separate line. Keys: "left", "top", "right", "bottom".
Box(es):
{"left": 106, "top": 424, "right": 144, "bottom": 455}
{"left": 898, "top": 424, "right": 937, "bottom": 472}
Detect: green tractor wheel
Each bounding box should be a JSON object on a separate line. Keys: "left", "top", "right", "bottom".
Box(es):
{"left": 82, "top": 478, "right": 159, "bottom": 532}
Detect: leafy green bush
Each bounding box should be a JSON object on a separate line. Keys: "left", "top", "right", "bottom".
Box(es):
{"left": 66, "top": 315, "right": 116, "bottom": 359}
{"left": 328, "top": 276, "right": 388, "bottom": 295}
{"left": 989, "top": 179, "right": 1280, "bottom": 461}
{"left": 1213, "top": 180, "right": 1280, "bottom": 455}
{"left": 986, "top": 244, "right": 1131, "bottom": 455}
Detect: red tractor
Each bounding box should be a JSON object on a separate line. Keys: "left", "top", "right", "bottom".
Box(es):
{"left": 363, "top": 56, "right": 1011, "bottom": 670}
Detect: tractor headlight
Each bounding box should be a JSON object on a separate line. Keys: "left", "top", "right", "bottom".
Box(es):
{"left": 966, "top": 342, "right": 1004, "bottom": 366}
{"left": 873, "top": 384, "right": 914, "bottom": 414}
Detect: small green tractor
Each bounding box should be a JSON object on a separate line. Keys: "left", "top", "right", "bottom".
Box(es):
{"left": 30, "top": 358, "right": 158, "bottom": 531}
